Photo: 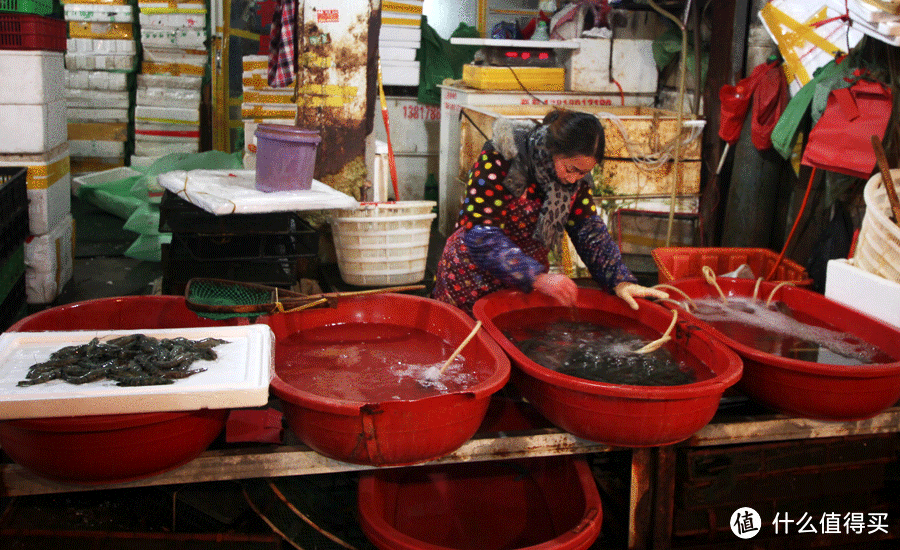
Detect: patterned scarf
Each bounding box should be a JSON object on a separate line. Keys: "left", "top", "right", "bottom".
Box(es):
{"left": 268, "top": 0, "right": 296, "bottom": 88}
{"left": 502, "top": 124, "right": 583, "bottom": 254}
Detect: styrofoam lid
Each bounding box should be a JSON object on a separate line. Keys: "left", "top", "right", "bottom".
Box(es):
{"left": 0, "top": 325, "right": 274, "bottom": 420}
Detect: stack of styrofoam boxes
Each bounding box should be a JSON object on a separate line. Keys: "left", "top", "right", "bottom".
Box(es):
{"left": 132, "top": 0, "right": 207, "bottom": 167}
{"left": 63, "top": 0, "right": 137, "bottom": 175}
{"left": 379, "top": 0, "right": 422, "bottom": 86}
{"left": 0, "top": 46, "right": 75, "bottom": 306}
{"left": 241, "top": 54, "right": 296, "bottom": 170}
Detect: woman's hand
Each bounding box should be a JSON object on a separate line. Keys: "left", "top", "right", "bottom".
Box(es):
{"left": 614, "top": 282, "right": 670, "bottom": 310}
{"left": 533, "top": 273, "right": 578, "bottom": 308}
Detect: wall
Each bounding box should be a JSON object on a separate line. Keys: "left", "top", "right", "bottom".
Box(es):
{"left": 423, "top": 0, "right": 479, "bottom": 39}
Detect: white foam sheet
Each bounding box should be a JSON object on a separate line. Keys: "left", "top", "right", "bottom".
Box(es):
{"left": 0, "top": 325, "right": 274, "bottom": 420}
{"left": 157, "top": 169, "right": 359, "bottom": 214}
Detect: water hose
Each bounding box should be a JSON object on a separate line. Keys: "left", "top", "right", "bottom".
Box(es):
{"left": 376, "top": 57, "right": 401, "bottom": 201}
{"left": 766, "top": 167, "right": 817, "bottom": 281}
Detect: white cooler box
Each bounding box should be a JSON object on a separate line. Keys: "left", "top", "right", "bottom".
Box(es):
{"left": 25, "top": 214, "right": 75, "bottom": 304}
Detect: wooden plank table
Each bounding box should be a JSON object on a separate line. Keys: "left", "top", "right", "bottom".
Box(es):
{"left": 3, "top": 406, "right": 899, "bottom": 549}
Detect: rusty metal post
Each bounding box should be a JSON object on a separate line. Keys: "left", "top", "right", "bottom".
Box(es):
{"left": 295, "top": 0, "right": 379, "bottom": 200}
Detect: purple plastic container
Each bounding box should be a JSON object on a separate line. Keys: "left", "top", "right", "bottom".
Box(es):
{"left": 254, "top": 124, "right": 321, "bottom": 192}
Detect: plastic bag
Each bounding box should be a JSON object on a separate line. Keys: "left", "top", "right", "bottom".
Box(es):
{"left": 801, "top": 78, "right": 893, "bottom": 179}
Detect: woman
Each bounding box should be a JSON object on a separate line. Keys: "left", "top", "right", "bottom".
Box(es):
{"left": 432, "top": 109, "right": 667, "bottom": 315}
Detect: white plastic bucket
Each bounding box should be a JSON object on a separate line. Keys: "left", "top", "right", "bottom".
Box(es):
{"left": 331, "top": 202, "right": 436, "bottom": 286}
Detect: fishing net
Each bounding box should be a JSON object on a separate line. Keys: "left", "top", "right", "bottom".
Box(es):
{"left": 185, "top": 279, "right": 285, "bottom": 320}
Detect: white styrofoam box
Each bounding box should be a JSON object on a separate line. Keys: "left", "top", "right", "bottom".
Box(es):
{"left": 0, "top": 324, "right": 274, "bottom": 419}
{"left": 129, "top": 155, "right": 162, "bottom": 169}
{"left": 64, "top": 3, "right": 134, "bottom": 22}
{"left": 135, "top": 125, "right": 199, "bottom": 144}
{"left": 135, "top": 104, "right": 199, "bottom": 123}
{"left": 138, "top": 0, "right": 207, "bottom": 11}
{"left": 142, "top": 46, "right": 206, "bottom": 67}
{"left": 25, "top": 214, "right": 74, "bottom": 304}
{"left": 72, "top": 165, "right": 142, "bottom": 195}
{"left": 138, "top": 12, "right": 206, "bottom": 29}
{"left": 0, "top": 143, "right": 71, "bottom": 235}
{"left": 156, "top": 170, "right": 358, "bottom": 214}
{"left": 381, "top": 23, "right": 422, "bottom": 42}
{"left": 67, "top": 107, "right": 129, "bottom": 123}
{"left": 380, "top": 39, "right": 421, "bottom": 50}
{"left": 66, "top": 88, "right": 131, "bottom": 109}
{"left": 241, "top": 102, "right": 297, "bottom": 119}
{"left": 135, "top": 86, "right": 201, "bottom": 108}
{"left": 825, "top": 259, "right": 900, "bottom": 330}
{"left": 135, "top": 140, "right": 199, "bottom": 157}
{"left": 140, "top": 28, "right": 207, "bottom": 49}
{"left": 383, "top": 0, "right": 423, "bottom": 13}
{"left": 0, "top": 51, "right": 64, "bottom": 105}
{"left": 69, "top": 140, "right": 126, "bottom": 158}
{"left": 379, "top": 46, "right": 417, "bottom": 61}
{"left": 565, "top": 37, "right": 657, "bottom": 93}
{"left": 66, "top": 38, "right": 136, "bottom": 54}
{"left": 242, "top": 54, "right": 266, "bottom": 70}
{"left": 66, "top": 69, "right": 129, "bottom": 91}
{"left": 242, "top": 118, "right": 294, "bottom": 156}
{"left": 65, "top": 53, "right": 136, "bottom": 71}
{"left": 380, "top": 60, "right": 420, "bottom": 86}
{"left": 135, "top": 121, "right": 200, "bottom": 140}
{"left": 381, "top": 11, "right": 421, "bottom": 25}
{"left": 137, "top": 72, "right": 202, "bottom": 90}
{"left": 0, "top": 99, "right": 67, "bottom": 154}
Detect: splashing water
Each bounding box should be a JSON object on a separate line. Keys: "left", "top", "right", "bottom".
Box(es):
{"left": 686, "top": 297, "right": 887, "bottom": 365}
{"left": 511, "top": 321, "right": 699, "bottom": 386}
{"left": 392, "top": 358, "right": 478, "bottom": 393}
{"left": 276, "top": 323, "right": 484, "bottom": 401}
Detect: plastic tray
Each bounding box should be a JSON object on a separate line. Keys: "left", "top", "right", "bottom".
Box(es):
{"left": 0, "top": 13, "right": 65, "bottom": 50}
{"left": 0, "top": 325, "right": 275, "bottom": 420}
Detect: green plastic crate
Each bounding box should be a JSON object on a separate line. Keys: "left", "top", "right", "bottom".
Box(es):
{"left": 0, "top": 0, "right": 54, "bottom": 16}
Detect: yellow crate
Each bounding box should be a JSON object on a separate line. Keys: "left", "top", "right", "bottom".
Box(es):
{"left": 462, "top": 64, "right": 565, "bottom": 92}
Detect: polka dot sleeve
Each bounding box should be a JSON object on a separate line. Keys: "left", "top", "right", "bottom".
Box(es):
{"left": 457, "top": 146, "right": 515, "bottom": 230}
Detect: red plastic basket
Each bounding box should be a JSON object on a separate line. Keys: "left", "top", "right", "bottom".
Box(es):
{"left": 0, "top": 13, "right": 65, "bottom": 51}
{"left": 651, "top": 246, "right": 813, "bottom": 287}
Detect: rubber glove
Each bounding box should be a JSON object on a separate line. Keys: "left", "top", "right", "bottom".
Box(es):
{"left": 533, "top": 273, "right": 578, "bottom": 308}
{"left": 614, "top": 282, "right": 670, "bottom": 310}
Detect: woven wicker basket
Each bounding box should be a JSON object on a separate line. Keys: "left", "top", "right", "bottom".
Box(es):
{"left": 854, "top": 169, "right": 900, "bottom": 285}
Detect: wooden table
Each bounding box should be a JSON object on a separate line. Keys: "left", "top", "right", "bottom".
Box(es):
{"left": 3, "top": 406, "right": 900, "bottom": 549}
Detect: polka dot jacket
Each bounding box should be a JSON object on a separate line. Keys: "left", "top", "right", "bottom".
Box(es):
{"left": 432, "top": 143, "right": 636, "bottom": 315}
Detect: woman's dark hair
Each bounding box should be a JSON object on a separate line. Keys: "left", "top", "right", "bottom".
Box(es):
{"left": 542, "top": 109, "right": 605, "bottom": 163}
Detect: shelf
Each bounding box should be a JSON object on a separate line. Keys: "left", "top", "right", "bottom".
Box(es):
{"left": 449, "top": 37, "right": 581, "bottom": 49}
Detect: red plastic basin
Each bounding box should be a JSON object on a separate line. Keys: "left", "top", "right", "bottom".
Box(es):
{"left": 0, "top": 296, "right": 243, "bottom": 484}
{"left": 0, "top": 409, "right": 227, "bottom": 484}
{"left": 358, "top": 455, "right": 602, "bottom": 550}
{"left": 263, "top": 293, "right": 510, "bottom": 466}
{"left": 473, "top": 288, "right": 743, "bottom": 447}
{"left": 660, "top": 277, "right": 900, "bottom": 420}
